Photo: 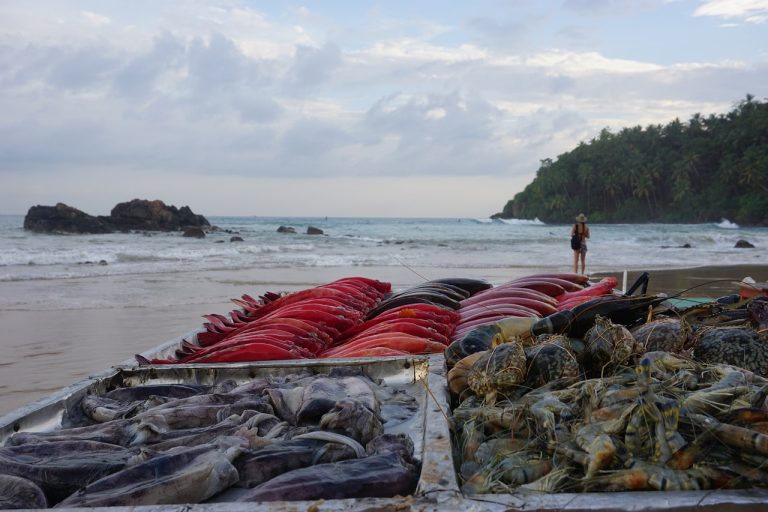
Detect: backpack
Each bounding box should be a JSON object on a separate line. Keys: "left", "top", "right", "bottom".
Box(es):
{"left": 570, "top": 224, "right": 581, "bottom": 250}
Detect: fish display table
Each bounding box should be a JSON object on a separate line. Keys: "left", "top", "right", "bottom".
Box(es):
{"left": 2, "top": 272, "right": 768, "bottom": 510}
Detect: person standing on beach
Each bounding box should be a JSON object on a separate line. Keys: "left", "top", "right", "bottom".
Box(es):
{"left": 571, "top": 213, "right": 590, "bottom": 274}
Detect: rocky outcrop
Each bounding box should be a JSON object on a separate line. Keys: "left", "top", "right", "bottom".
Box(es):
{"left": 230, "top": 236, "right": 244, "bottom": 242}
{"left": 307, "top": 226, "right": 324, "bottom": 235}
{"left": 735, "top": 239, "right": 756, "bottom": 248}
{"left": 23, "top": 199, "right": 209, "bottom": 234}
{"left": 182, "top": 227, "right": 206, "bottom": 238}
{"left": 277, "top": 226, "right": 296, "bottom": 234}
{"left": 110, "top": 199, "right": 209, "bottom": 231}
{"left": 23, "top": 203, "right": 112, "bottom": 234}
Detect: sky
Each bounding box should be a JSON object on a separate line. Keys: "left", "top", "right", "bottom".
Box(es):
{"left": 1, "top": 1, "right": 767, "bottom": 218}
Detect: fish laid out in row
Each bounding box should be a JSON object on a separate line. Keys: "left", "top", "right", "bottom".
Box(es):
{"left": 0, "top": 368, "right": 420, "bottom": 508}
{"left": 136, "top": 273, "right": 628, "bottom": 365}
{"left": 138, "top": 277, "right": 391, "bottom": 364}
{"left": 137, "top": 276, "right": 497, "bottom": 364}
{"left": 446, "top": 287, "right": 768, "bottom": 494}
{"left": 451, "top": 274, "right": 619, "bottom": 341}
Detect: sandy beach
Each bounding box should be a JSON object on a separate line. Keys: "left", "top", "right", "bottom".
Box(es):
{"left": 1, "top": 263, "right": 766, "bottom": 417}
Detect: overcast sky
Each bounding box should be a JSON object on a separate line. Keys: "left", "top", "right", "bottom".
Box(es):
{"left": 1, "top": 0, "right": 766, "bottom": 217}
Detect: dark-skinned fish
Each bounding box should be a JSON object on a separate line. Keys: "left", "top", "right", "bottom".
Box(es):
{"left": 6, "top": 418, "right": 160, "bottom": 447}
{"left": 237, "top": 433, "right": 417, "bottom": 502}
{"left": 0, "top": 440, "right": 145, "bottom": 503}
{"left": 0, "top": 474, "right": 48, "bottom": 510}
{"left": 235, "top": 432, "right": 363, "bottom": 488}
{"left": 54, "top": 437, "right": 245, "bottom": 507}
{"left": 135, "top": 397, "right": 273, "bottom": 432}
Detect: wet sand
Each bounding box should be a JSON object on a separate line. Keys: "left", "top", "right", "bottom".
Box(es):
{"left": 1, "top": 264, "right": 766, "bottom": 417}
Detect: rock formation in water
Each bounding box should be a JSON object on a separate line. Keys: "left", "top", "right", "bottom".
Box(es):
{"left": 24, "top": 203, "right": 112, "bottom": 234}
{"left": 109, "top": 199, "right": 209, "bottom": 231}
{"left": 24, "top": 199, "right": 209, "bottom": 234}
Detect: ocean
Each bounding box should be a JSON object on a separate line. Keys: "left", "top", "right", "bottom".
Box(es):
{"left": 2, "top": 214, "right": 767, "bottom": 290}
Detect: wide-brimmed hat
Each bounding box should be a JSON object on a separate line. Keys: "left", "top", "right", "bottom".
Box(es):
{"left": 575, "top": 213, "right": 587, "bottom": 222}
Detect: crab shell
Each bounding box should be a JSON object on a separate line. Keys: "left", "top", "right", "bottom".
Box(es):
{"left": 692, "top": 327, "right": 768, "bottom": 376}
{"left": 467, "top": 341, "right": 526, "bottom": 404}
{"left": 524, "top": 335, "right": 580, "bottom": 388}
{"left": 747, "top": 297, "right": 768, "bottom": 331}
{"left": 631, "top": 317, "right": 692, "bottom": 353}
{"left": 447, "top": 352, "right": 484, "bottom": 397}
{"left": 582, "top": 315, "right": 637, "bottom": 378}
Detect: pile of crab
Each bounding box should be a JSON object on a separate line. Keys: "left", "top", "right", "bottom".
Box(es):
{"left": 446, "top": 290, "right": 768, "bottom": 493}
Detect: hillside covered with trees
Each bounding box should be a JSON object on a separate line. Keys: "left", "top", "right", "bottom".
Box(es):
{"left": 497, "top": 95, "right": 768, "bottom": 226}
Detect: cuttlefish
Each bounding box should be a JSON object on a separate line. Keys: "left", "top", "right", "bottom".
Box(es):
{"left": 238, "top": 433, "right": 418, "bottom": 502}
{"left": 54, "top": 437, "right": 246, "bottom": 507}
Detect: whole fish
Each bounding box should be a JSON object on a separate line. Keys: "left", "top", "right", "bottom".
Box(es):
{"left": 235, "top": 434, "right": 360, "bottom": 488}
{"left": 238, "top": 434, "right": 417, "bottom": 502}
{"left": 0, "top": 440, "right": 142, "bottom": 503}
{"left": 141, "top": 411, "right": 266, "bottom": 452}
{"left": 532, "top": 295, "right": 667, "bottom": 338}
{"left": 427, "top": 277, "right": 492, "bottom": 296}
{"left": 103, "top": 383, "right": 212, "bottom": 402}
{"left": 135, "top": 397, "right": 273, "bottom": 431}
{"left": 6, "top": 418, "right": 156, "bottom": 447}
{"left": 54, "top": 438, "right": 245, "bottom": 507}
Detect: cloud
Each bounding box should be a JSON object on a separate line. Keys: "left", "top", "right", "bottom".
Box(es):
{"left": 694, "top": 0, "right": 768, "bottom": 23}
{"left": 285, "top": 42, "right": 342, "bottom": 92}
{"left": 0, "top": 1, "right": 766, "bottom": 216}
{"left": 81, "top": 10, "right": 111, "bottom": 27}
{"left": 561, "top": 0, "right": 661, "bottom": 15}
{"left": 465, "top": 16, "right": 534, "bottom": 49}
{"left": 279, "top": 118, "right": 353, "bottom": 158}
{"left": 112, "top": 33, "right": 186, "bottom": 98}
{"left": 184, "top": 33, "right": 259, "bottom": 95}
{"left": 363, "top": 90, "right": 502, "bottom": 156}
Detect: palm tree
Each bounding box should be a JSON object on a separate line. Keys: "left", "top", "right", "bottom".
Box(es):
{"left": 577, "top": 162, "right": 593, "bottom": 213}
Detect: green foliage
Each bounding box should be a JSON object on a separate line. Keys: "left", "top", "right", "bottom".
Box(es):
{"left": 502, "top": 95, "right": 768, "bottom": 225}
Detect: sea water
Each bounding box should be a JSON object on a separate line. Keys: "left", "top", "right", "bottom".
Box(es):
{"left": 2, "top": 215, "right": 767, "bottom": 284}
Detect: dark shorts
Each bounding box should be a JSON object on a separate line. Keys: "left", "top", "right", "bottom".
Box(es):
{"left": 578, "top": 241, "right": 587, "bottom": 254}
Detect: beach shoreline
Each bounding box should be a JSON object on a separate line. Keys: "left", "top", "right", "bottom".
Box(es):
{"left": 1, "top": 263, "right": 766, "bottom": 417}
